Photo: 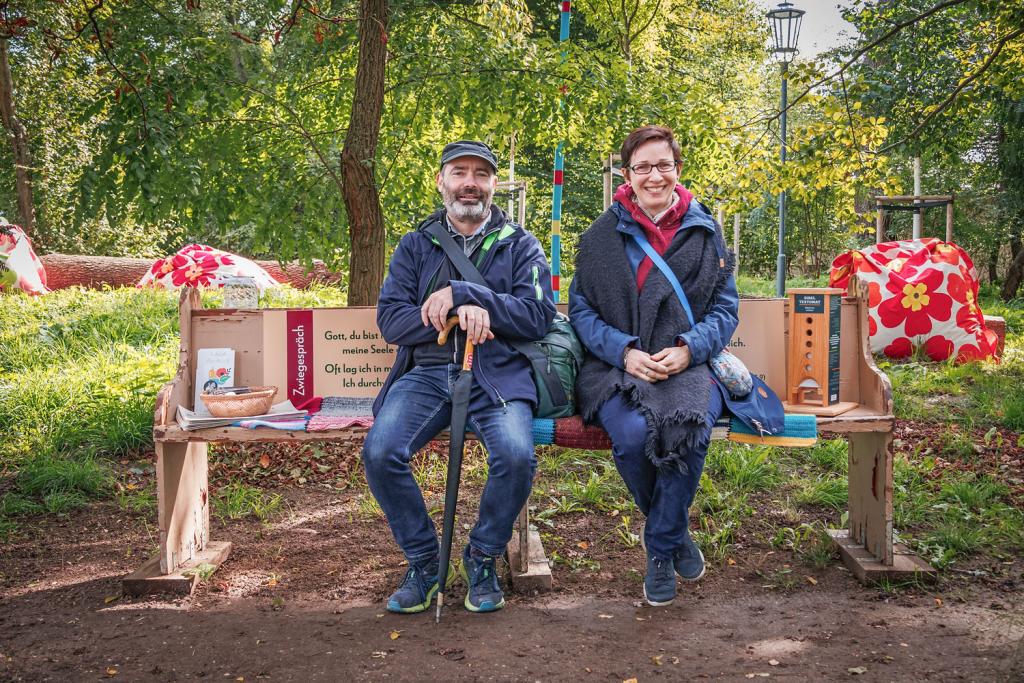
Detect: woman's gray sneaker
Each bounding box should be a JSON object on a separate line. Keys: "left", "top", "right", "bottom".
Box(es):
{"left": 643, "top": 553, "right": 677, "bottom": 606}
{"left": 674, "top": 536, "right": 706, "bottom": 582}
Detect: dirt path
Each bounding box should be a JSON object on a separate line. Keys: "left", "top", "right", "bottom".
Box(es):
{"left": 2, "top": 488, "right": 1022, "bottom": 682}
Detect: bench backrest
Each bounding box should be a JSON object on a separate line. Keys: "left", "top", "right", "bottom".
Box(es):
{"left": 163, "top": 289, "right": 881, "bottom": 424}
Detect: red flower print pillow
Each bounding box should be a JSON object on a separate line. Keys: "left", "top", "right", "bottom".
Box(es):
{"left": 829, "top": 238, "right": 999, "bottom": 363}
{"left": 138, "top": 244, "right": 280, "bottom": 292}
{"left": 0, "top": 222, "right": 49, "bottom": 295}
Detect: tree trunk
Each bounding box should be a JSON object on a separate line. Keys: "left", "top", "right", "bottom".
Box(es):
{"left": 340, "top": 0, "right": 389, "bottom": 306}
{"left": 38, "top": 253, "right": 342, "bottom": 290}
{"left": 987, "top": 246, "right": 1000, "bottom": 283}
{"left": 1004, "top": 238, "right": 1024, "bottom": 301}
{"left": 0, "top": 38, "right": 36, "bottom": 235}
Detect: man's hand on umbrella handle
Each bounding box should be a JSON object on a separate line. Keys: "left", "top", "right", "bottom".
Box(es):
{"left": 421, "top": 286, "right": 454, "bottom": 332}
{"left": 457, "top": 305, "right": 493, "bottom": 345}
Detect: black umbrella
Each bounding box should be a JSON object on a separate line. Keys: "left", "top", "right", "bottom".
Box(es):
{"left": 435, "top": 316, "right": 476, "bottom": 623}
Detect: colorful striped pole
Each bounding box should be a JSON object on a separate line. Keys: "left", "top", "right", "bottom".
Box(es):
{"left": 551, "top": 143, "right": 564, "bottom": 302}
{"left": 550, "top": 0, "right": 571, "bottom": 303}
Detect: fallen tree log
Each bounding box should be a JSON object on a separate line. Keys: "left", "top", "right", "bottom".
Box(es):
{"left": 39, "top": 253, "right": 343, "bottom": 291}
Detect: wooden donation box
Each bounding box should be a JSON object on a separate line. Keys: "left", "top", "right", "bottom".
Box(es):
{"left": 784, "top": 288, "right": 855, "bottom": 417}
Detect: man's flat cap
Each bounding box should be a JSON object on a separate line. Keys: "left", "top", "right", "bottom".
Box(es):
{"left": 440, "top": 140, "right": 498, "bottom": 172}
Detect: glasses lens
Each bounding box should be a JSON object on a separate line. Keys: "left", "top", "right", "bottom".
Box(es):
{"left": 632, "top": 163, "right": 652, "bottom": 174}
{"left": 656, "top": 161, "right": 677, "bottom": 172}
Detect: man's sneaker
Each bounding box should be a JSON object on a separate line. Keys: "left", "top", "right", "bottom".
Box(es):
{"left": 460, "top": 545, "right": 506, "bottom": 613}
{"left": 643, "top": 553, "right": 677, "bottom": 607}
{"left": 386, "top": 556, "right": 453, "bottom": 614}
{"left": 673, "top": 535, "right": 706, "bottom": 582}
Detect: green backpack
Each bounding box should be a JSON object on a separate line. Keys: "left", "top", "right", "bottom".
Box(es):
{"left": 517, "top": 313, "right": 585, "bottom": 419}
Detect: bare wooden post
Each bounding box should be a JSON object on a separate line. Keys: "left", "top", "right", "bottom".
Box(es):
{"left": 875, "top": 201, "right": 885, "bottom": 244}
{"left": 517, "top": 504, "right": 530, "bottom": 573}
{"left": 912, "top": 156, "right": 922, "bottom": 239}
{"left": 733, "top": 214, "right": 741, "bottom": 271}
{"left": 157, "top": 441, "right": 211, "bottom": 573}
{"left": 603, "top": 154, "right": 622, "bottom": 211}
{"left": 846, "top": 431, "right": 893, "bottom": 564}
{"left": 946, "top": 199, "right": 954, "bottom": 243}
{"left": 508, "top": 133, "right": 516, "bottom": 218}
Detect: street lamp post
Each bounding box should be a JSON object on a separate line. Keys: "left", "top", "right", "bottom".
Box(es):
{"left": 767, "top": 1, "right": 804, "bottom": 298}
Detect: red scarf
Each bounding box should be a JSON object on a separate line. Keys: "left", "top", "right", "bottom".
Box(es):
{"left": 613, "top": 183, "right": 693, "bottom": 290}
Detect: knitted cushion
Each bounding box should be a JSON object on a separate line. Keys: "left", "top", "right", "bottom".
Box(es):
{"left": 552, "top": 415, "right": 614, "bottom": 450}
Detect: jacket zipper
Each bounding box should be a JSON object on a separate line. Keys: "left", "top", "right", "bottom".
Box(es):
{"left": 475, "top": 239, "right": 513, "bottom": 408}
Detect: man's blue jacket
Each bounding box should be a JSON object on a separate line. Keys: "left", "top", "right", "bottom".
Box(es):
{"left": 374, "top": 207, "right": 556, "bottom": 415}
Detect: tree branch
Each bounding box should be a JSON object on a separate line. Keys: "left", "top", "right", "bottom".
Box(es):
{"left": 83, "top": 0, "right": 149, "bottom": 136}
{"left": 730, "top": 0, "right": 971, "bottom": 132}
{"left": 875, "top": 27, "right": 1023, "bottom": 154}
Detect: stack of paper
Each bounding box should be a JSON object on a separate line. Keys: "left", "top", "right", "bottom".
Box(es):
{"left": 176, "top": 400, "right": 307, "bottom": 431}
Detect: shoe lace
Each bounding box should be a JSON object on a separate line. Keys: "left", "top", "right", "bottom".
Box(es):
{"left": 651, "top": 556, "right": 672, "bottom": 579}
{"left": 469, "top": 555, "right": 497, "bottom": 589}
{"left": 398, "top": 566, "right": 423, "bottom": 592}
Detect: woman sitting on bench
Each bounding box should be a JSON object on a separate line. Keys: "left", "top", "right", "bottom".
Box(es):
{"left": 569, "top": 124, "right": 747, "bottom": 607}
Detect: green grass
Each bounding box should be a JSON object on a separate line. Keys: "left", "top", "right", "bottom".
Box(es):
{"left": 211, "top": 482, "right": 283, "bottom": 521}
{"left": 799, "top": 438, "right": 848, "bottom": 474}
{"left": 881, "top": 290, "right": 1024, "bottom": 429}
{"left": 0, "top": 453, "right": 113, "bottom": 534}
{"left": 705, "top": 443, "right": 780, "bottom": 492}
{"left": 771, "top": 522, "right": 837, "bottom": 568}
{"left": 736, "top": 274, "right": 828, "bottom": 297}
{"left": 793, "top": 476, "right": 848, "bottom": 510}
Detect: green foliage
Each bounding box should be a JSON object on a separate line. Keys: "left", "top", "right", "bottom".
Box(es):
{"left": 0, "top": 452, "right": 112, "bottom": 530}
{"left": 0, "top": 288, "right": 179, "bottom": 464}
{"left": 211, "top": 482, "right": 283, "bottom": 522}
{"left": 793, "top": 476, "right": 848, "bottom": 511}
{"left": 705, "top": 442, "right": 780, "bottom": 492}
{"left": 771, "top": 522, "right": 837, "bottom": 568}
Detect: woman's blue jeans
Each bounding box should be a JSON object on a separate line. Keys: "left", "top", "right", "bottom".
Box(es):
{"left": 362, "top": 364, "right": 536, "bottom": 564}
{"left": 597, "top": 386, "right": 723, "bottom": 561}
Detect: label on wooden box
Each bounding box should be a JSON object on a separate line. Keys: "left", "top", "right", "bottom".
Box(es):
{"left": 263, "top": 308, "right": 397, "bottom": 403}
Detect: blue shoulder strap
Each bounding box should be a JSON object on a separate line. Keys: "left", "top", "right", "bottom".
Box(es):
{"left": 630, "top": 232, "right": 695, "bottom": 328}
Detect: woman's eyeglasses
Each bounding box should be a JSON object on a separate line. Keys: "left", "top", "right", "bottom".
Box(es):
{"left": 627, "top": 160, "right": 679, "bottom": 175}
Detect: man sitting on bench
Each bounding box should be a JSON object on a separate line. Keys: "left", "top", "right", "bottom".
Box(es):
{"left": 363, "top": 140, "right": 556, "bottom": 614}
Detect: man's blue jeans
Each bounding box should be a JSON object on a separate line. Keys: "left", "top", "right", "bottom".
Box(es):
{"left": 362, "top": 364, "right": 536, "bottom": 564}
{"left": 597, "top": 387, "right": 723, "bottom": 561}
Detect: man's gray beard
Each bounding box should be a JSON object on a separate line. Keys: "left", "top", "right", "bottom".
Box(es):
{"left": 443, "top": 192, "right": 492, "bottom": 222}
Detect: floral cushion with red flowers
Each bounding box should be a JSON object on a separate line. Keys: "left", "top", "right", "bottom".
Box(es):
{"left": 138, "top": 244, "right": 280, "bottom": 291}
{"left": 0, "top": 222, "right": 49, "bottom": 296}
{"left": 829, "top": 238, "right": 999, "bottom": 363}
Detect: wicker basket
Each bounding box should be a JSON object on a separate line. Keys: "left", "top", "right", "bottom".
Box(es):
{"left": 200, "top": 386, "right": 278, "bottom": 418}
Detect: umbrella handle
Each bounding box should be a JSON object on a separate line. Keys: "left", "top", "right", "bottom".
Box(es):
{"left": 437, "top": 316, "right": 461, "bottom": 345}
{"left": 438, "top": 316, "right": 475, "bottom": 371}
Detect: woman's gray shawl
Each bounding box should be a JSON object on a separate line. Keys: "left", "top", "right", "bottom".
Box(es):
{"left": 574, "top": 208, "right": 733, "bottom": 469}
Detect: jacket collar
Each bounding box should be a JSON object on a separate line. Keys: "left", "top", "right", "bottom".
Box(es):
{"left": 419, "top": 204, "right": 517, "bottom": 242}
{"left": 611, "top": 199, "right": 716, "bottom": 236}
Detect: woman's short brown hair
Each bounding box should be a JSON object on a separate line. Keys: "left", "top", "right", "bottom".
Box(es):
{"left": 620, "top": 125, "right": 682, "bottom": 168}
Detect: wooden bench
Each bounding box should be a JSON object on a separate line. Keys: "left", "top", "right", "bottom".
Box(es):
{"left": 124, "top": 284, "right": 935, "bottom": 595}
